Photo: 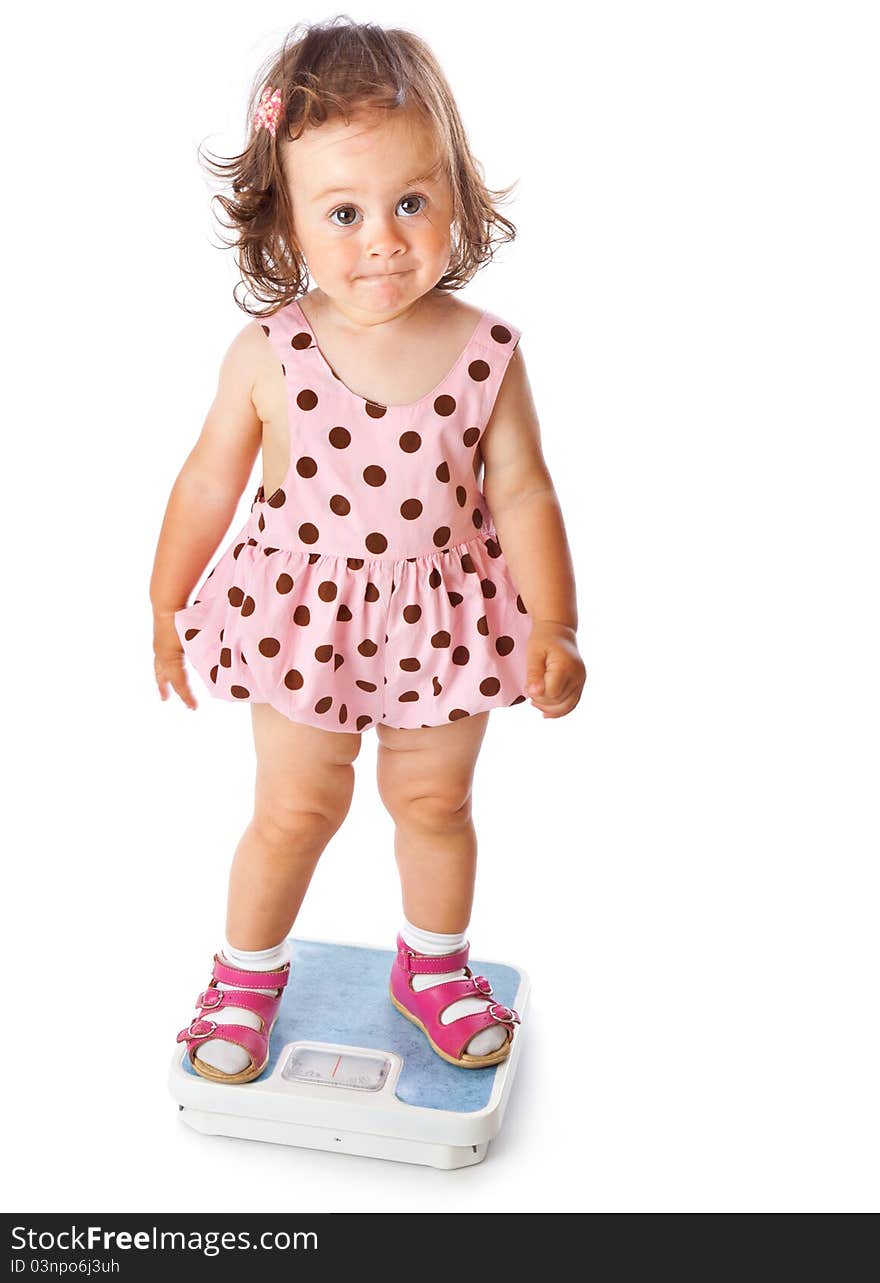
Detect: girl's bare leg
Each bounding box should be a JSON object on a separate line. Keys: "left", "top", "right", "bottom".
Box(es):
{"left": 225, "top": 704, "right": 363, "bottom": 949}
{"left": 375, "top": 712, "right": 490, "bottom": 933}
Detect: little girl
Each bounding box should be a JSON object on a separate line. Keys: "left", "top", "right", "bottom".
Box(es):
{"left": 151, "top": 18, "right": 586, "bottom": 1084}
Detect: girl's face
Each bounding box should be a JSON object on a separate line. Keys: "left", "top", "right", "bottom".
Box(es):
{"left": 283, "top": 108, "right": 454, "bottom": 322}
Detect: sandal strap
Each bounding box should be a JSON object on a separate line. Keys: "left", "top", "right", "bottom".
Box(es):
{"left": 176, "top": 1018, "right": 268, "bottom": 1068}
{"left": 395, "top": 933, "right": 470, "bottom": 974}
{"left": 445, "top": 1006, "right": 520, "bottom": 1061}
{"left": 211, "top": 953, "right": 290, "bottom": 989}
{"left": 195, "top": 986, "right": 282, "bottom": 1025}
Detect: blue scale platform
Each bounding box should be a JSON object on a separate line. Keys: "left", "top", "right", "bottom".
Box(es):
{"left": 182, "top": 937, "right": 522, "bottom": 1113}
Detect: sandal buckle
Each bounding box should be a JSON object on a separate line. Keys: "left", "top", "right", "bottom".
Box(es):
{"left": 472, "top": 974, "right": 494, "bottom": 997}
{"left": 197, "top": 988, "right": 223, "bottom": 1010}
{"left": 185, "top": 1018, "right": 218, "bottom": 1040}
{"left": 487, "top": 1002, "right": 520, "bottom": 1026}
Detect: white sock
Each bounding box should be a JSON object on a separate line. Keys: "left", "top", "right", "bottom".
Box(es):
{"left": 400, "top": 918, "right": 508, "bottom": 1057}
{"left": 193, "top": 938, "right": 291, "bottom": 1076}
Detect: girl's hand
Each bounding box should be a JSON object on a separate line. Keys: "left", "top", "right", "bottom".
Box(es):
{"left": 524, "top": 622, "right": 586, "bottom": 719}
{"left": 153, "top": 610, "right": 198, "bottom": 710}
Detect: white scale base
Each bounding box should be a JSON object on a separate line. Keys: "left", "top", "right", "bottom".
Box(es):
{"left": 168, "top": 936, "right": 529, "bottom": 1169}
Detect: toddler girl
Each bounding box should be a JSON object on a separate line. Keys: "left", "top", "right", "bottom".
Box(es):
{"left": 151, "top": 17, "right": 586, "bottom": 1084}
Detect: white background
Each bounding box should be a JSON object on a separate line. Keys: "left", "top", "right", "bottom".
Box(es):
{"left": 3, "top": 1, "right": 878, "bottom": 1213}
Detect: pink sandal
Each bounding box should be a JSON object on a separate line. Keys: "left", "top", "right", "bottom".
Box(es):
{"left": 389, "top": 933, "right": 521, "bottom": 1068}
{"left": 176, "top": 953, "right": 291, "bottom": 1084}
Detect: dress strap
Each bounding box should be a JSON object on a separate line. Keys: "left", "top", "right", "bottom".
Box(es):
{"left": 469, "top": 311, "right": 522, "bottom": 430}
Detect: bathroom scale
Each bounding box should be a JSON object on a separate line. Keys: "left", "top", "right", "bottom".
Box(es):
{"left": 168, "top": 935, "right": 530, "bottom": 1169}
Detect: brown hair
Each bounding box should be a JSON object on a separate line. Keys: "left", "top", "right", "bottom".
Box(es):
{"left": 198, "top": 15, "right": 518, "bottom": 317}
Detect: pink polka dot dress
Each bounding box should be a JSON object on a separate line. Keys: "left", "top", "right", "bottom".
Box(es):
{"left": 174, "top": 299, "right": 533, "bottom": 733}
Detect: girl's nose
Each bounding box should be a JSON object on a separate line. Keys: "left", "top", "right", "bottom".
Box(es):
{"left": 362, "top": 214, "right": 408, "bottom": 258}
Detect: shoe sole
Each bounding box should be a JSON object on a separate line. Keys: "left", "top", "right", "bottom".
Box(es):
{"left": 388, "top": 984, "right": 513, "bottom": 1069}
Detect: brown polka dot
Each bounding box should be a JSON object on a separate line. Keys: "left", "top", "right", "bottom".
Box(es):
{"left": 338, "top": 704, "right": 348, "bottom": 725}
{"left": 403, "top": 605, "right": 422, "bottom": 623}
{"left": 477, "top": 616, "right": 489, "bottom": 636}
{"left": 431, "top": 631, "right": 451, "bottom": 648}
{"left": 491, "top": 324, "right": 512, "bottom": 344}
{"left": 365, "top": 582, "right": 381, "bottom": 602}
{"left": 240, "top": 652, "right": 248, "bottom": 664}
{"left": 365, "top": 532, "right": 388, "bottom": 554}
{"left": 452, "top": 646, "right": 470, "bottom": 665}
{"left": 241, "top": 596, "right": 256, "bottom": 617}
{"left": 315, "top": 644, "right": 333, "bottom": 663}
{"left": 293, "top": 605, "right": 311, "bottom": 626}
{"left": 516, "top": 595, "right": 528, "bottom": 614}
{"left": 365, "top": 402, "right": 386, "bottom": 418}
{"left": 433, "top": 527, "right": 451, "bottom": 548}
{"left": 184, "top": 628, "right": 200, "bottom": 641}
{"left": 356, "top": 679, "right": 378, "bottom": 692}
{"left": 315, "top": 696, "right": 333, "bottom": 714}
{"left": 318, "top": 581, "right": 338, "bottom": 602}
{"left": 233, "top": 542, "right": 245, "bottom": 559}
{"left": 297, "top": 389, "right": 318, "bottom": 410}
{"left": 496, "top": 636, "right": 515, "bottom": 656}
{"left": 210, "top": 665, "right": 218, "bottom": 683}
{"left": 329, "top": 427, "right": 351, "bottom": 449}
{"left": 291, "top": 331, "right": 311, "bottom": 350}
{"left": 297, "top": 457, "right": 317, "bottom": 477}
{"left": 428, "top": 568, "right": 442, "bottom": 589}
{"left": 333, "top": 653, "right": 344, "bottom": 670}
{"left": 228, "top": 587, "right": 244, "bottom": 607}
{"left": 436, "top": 461, "right": 450, "bottom": 483}
{"left": 399, "top": 691, "right": 420, "bottom": 703}
{"left": 511, "top": 695, "right": 527, "bottom": 705}
{"left": 268, "top": 489, "right": 286, "bottom": 508}
{"left": 263, "top": 547, "right": 279, "bottom": 556}
{"left": 434, "top": 395, "right": 456, "bottom": 416}
{"left": 261, "top": 324, "right": 270, "bottom": 336}
{"left": 481, "top": 578, "right": 497, "bottom": 599}
{"left": 468, "top": 359, "right": 490, "bottom": 382}
{"left": 463, "top": 427, "right": 480, "bottom": 448}
{"left": 456, "top": 486, "right": 467, "bottom": 507}
{"left": 363, "top": 465, "right": 386, "bottom": 486}
{"left": 449, "top": 709, "right": 470, "bottom": 721}
{"left": 432, "top": 677, "right": 443, "bottom": 696}
{"left": 356, "top": 715, "right": 373, "bottom": 730}
{"left": 299, "top": 523, "right": 319, "bottom": 544}
{"left": 400, "top": 658, "right": 421, "bottom": 672}
{"left": 276, "top": 573, "right": 294, "bottom": 594}
{"left": 400, "top": 498, "right": 422, "bottom": 520}
{"left": 486, "top": 538, "right": 502, "bottom": 558}
{"left": 230, "top": 685, "right": 250, "bottom": 699}
{"left": 258, "top": 513, "right": 266, "bottom": 532}
{"left": 330, "top": 494, "right": 351, "bottom": 515}
{"left": 399, "top": 431, "right": 422, "bottom": 453}
{"left": 480, "top": 677, "right": 501, "bottom": 696}
{"left": 284, "top": 669, "right": 304, "bottom": 690}
{"left": 220, "top": 648, "right": 232, "bottom": 668}
{"left": 258, "top": 637, "right": 281, "bottom": 657}
{"left": 448, "top": 591, "right": 463, "bottom": 607}
{"left": 358, "top": 639, "right": 378, "bottom": 657}
{"left": 460, "top": 553, "right": 476, "bottom": 574}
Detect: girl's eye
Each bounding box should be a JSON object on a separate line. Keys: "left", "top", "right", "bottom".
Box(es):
{"left": 329, "top": 193, "right": 427, "bottom": 227}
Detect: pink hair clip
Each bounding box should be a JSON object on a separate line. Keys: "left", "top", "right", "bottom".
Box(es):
{"left": 254, "top": 86, "right": 282, "bottom": 138}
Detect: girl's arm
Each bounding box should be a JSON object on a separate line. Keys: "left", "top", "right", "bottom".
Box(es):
{"left": 150, "top": 323, "right": 265, "bottom": 706}
{"left": 481, "top": 346, "right": 586, "bottom": 718}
